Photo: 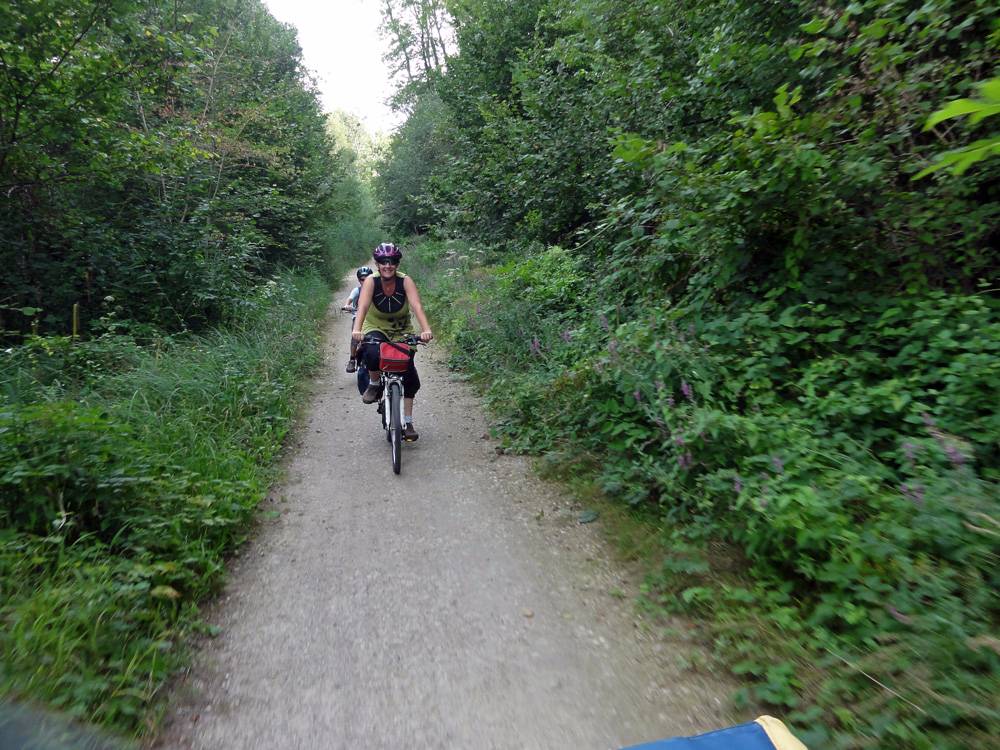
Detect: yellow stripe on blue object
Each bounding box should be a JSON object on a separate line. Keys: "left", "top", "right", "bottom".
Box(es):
{"left": 755, "top": 716, "right": 808, "bottom": 750}
{"left": 621, "top": 716, "right": 808, "bottom": 750}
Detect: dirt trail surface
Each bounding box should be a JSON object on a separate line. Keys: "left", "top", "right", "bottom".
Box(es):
{"left": 157, "top": 291, "right": 736, "bottom": 750}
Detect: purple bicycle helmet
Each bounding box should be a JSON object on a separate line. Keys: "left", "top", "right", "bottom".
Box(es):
{"left": 372, "top": 242, "right": 402, "bottom": 262}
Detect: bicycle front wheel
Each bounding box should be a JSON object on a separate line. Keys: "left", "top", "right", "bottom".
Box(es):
{"left": 388, "top": 381, "right": 402, "bottom": 474}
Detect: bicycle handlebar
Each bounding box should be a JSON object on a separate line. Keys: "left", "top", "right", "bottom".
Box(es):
{"left": 362, "top": 333, "right": 428, "bottom": 346}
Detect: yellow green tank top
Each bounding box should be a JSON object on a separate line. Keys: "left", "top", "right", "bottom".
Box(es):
{"left": 361, "top": 272, "right": 413, "bottom": 338}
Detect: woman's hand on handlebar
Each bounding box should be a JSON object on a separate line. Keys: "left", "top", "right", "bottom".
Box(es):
{"left": 352, "top": 330, "right": 364, "bottom": 342}
{"left": 419, "top": 330, "right": 433, "bottom": 343}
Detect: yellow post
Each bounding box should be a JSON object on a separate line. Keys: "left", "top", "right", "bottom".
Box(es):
{"left": 72, "top": 303, "right": 80, "bottom": 342}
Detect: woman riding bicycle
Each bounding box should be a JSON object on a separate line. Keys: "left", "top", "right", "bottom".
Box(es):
{"left": 352, "top": 243, "right": 433, "bottom": 441}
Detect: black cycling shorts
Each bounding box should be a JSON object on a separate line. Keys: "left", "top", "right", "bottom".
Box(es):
{"left": 359, "top": 333, "right": 421, "bottom": 398}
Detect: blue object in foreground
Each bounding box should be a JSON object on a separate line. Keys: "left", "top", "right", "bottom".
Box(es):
{"left": 622, "top": 716, "right": 808, "bottom": 750}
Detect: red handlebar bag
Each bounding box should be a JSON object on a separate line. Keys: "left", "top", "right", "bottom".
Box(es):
{"left": 378, "top": 341, "right": 411, "bottom": 372}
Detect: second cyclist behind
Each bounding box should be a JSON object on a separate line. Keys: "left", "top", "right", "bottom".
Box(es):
{"left": 341, "top": 265, "right": 374, "bottom": 373}
{"left": 352, "top": 243, "right": 433, "bottom": 441}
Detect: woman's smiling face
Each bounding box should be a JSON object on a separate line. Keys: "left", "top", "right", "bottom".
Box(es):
{"left": 376, "top": 258, "right": 399, "bottom": 278}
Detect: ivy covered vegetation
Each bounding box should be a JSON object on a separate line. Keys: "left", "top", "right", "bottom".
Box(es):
{"left": 378, "top": 1, "right": 999, "bottom": 747}
{"left": 1, "top": 0, "right": 373, "bottom": 735}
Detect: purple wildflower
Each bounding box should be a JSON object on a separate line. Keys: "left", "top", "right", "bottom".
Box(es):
{"left": 529, "top": 337, "right": 542, "bottom": 356}
{"left": 678, "top": 452, "right": 693, "bottom": 470}
{"left": 673, "top": 435, "right": 686, "bottom": 447}
{"left": 886, "top": 605, "right": 913, "bottom": 625}
{"left": 681, "top": 380, "right": 694, "bottom": 401}
{"left": 560, "top": 329, "right": 572, "bottom": 343}
{"left": 475, "top": 304, "right": 482, "bottom": 315}
{"left": 633, "top": 389, "right": 643, "bottom": 403}
{"left": 655, "top": 380, "right": 666, "bottom": 391}
{"left": 900, "top": 483, "right": 925, "bottom": 506}
{"left": 599, "top": 313, "right": 610, "bottom": 332}
{"left": 903, "top": 441, "right": 918, "bottom": 462}
{"left": 771, "top": 455, "right": 784, "bottom": 474}
{"left": 608, "top": 340, "right": 619, "bottom": 359}
{"left": 733, "top": 475, "right": 743, "bottom": 493}
{"left": 944, "top": 444, "right": 966, "bottom": 467}
{"left": 666, "top": 395, "right": 676, "bottom": 408}
{"left": 921, "top": 412, "right": 936, "bottom": 428}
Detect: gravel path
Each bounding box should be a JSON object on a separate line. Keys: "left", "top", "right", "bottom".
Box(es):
{"left": 156, "top": 291, "right": 737, "bottom": 750}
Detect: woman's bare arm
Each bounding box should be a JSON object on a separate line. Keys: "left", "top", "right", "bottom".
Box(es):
{"left": 403, "top": 276, "right": 433, "bottom": 342}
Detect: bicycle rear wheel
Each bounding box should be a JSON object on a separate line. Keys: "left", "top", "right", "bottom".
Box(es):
{"left": 388, "top": 381, "right": 402, "bottom": 474}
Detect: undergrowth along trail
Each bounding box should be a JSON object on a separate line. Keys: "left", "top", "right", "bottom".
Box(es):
{"left": 407, "top": 238, "right": 999, "bottom": 750}
{"left": 0, "top": 273, "right": 331, "bottom": 734}
{"left": 374, "top": 1, "right": 1000, "bottom": 746}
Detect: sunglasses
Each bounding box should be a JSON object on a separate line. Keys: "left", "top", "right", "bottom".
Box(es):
{"left": 376, "top": 258, "right": 400, "bottom": 266}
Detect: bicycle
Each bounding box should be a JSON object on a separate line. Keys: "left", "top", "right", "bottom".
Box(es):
{"left": 363, "top": 333, "right": 425, "bottom": 475}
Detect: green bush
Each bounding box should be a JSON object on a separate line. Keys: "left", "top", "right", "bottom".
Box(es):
{"left": 413, "top": 236, "right": 999, "bottom": 748}
{"left": 380, "top": 0, "right": 1000, "bottom": 745}
{"left": 0, "top": 272, "right": 330, "bottom": 734}
{"left": 0, "top": 0, "right": 361, "bottom": 338}
{"left": 0, "top": 403, "right": 154, "bottom": 539}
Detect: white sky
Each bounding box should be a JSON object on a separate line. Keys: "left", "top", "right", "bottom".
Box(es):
{"left": 262, "top": 0, "right": 402, "bottom": 133}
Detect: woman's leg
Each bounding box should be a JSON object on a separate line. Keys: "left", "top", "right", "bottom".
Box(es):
{"left": 402, "top": 362, "right": 421, "bottom": 404}
{"left": 359, "top": 334, "right": 388, "bottom": 403}
{"left": 360, "top": 333, "right": 387, "bottom": 380}
{"left": 401, "top": 364, "right": 421, "bottom": 438}
{"left": 346, "top": 316, "right": 359, "bottom": 371}
{"left": 346, "top": 337, "right": 359, "bottom": 372}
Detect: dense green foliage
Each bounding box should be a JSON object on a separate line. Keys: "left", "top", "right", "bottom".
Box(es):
{"left": 0, "top": 0, "right": 352, "bottom": 337}
{"left": 381, "top": 0, "right": 999, "bottom": 746}
{"left": 0, "top": 272, "right": 329, "bottom": 731}
{"left": 325, "top": 110, "right": 384, "bottom": 257}
{"left": 376, "top": 92, "right": 453, "bottom": 232}
{"left": 917, "top": 76, "right": 1000, "bottom": 177}
{"left": 0, "top": 0, "right": 379, "bottom": 734}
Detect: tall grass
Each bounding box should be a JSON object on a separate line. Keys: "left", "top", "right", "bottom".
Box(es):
{"left": 0, "top": 272, "right": 331, "bottom": 735}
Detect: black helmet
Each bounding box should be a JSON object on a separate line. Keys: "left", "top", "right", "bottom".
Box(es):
{"left": 356, "top": 265, "right": 373, "bottom": 281}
